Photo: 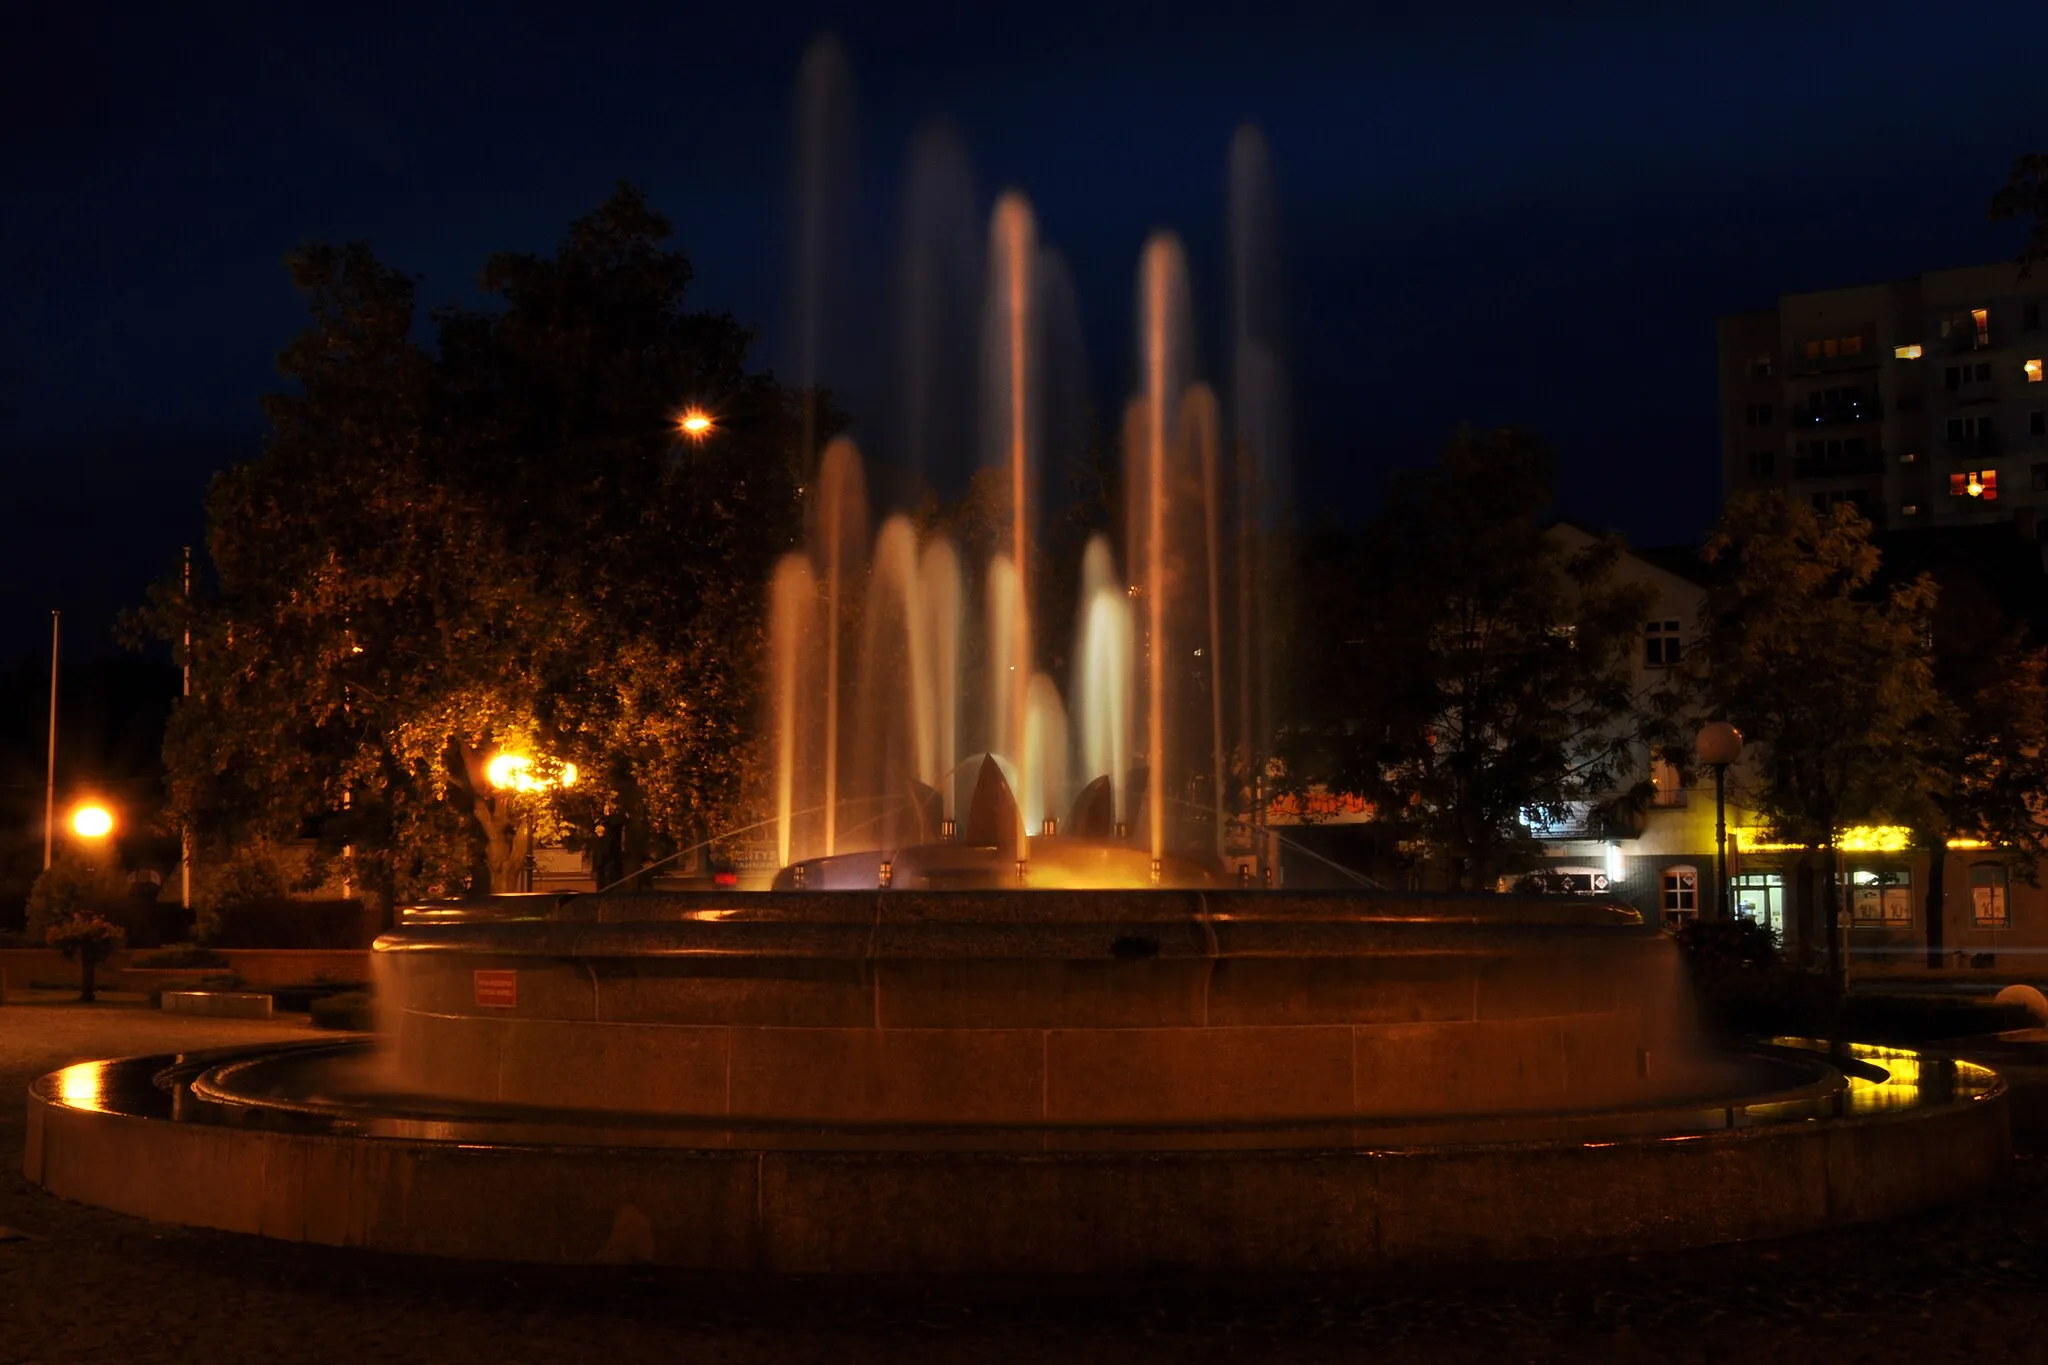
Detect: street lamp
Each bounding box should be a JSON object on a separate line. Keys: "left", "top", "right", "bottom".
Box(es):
{"left": 484, "top": 752, "right": 577, "bottom": 891}
{"left": 1695, "top": 722, "right": 1744, "bottom": 921}
{"left": 70, "top": 804, "right": 114, "bottom": 839}
{"left": 676, "top": 408, "right": 715, "bottom": 442}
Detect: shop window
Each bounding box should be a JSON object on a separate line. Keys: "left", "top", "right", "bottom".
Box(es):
{"left": 1850, "top": 869, "right": 1913, "bottom": 926}
{"left": 1661, "top": 866, "right": 1699, "bottom": 925}
{"left": 1970, "top": 864, "right": 2010, "bottom": 927}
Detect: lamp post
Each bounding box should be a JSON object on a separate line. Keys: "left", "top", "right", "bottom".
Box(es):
{"left": 1695, "top": 722, "right": 1744, "bottom": 921}
{"left": 484, "top": 752, "right": 577, "bottom": 893}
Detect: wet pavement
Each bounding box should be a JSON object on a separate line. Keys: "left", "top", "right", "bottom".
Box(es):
{"left": 5, "top": 1002, "right": 2048, "bottom": 1363}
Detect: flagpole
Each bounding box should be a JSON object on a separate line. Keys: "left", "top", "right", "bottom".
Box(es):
{"left": 44, "top": 611, "right": 60, "bottom": 870}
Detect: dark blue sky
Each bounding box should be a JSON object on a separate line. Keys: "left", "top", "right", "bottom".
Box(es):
{"left": 4, "top": 0, "right": 2043, "bottom": 665}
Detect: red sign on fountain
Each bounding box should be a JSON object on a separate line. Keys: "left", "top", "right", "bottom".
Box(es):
{"left": 473, "top": 970, "right": 518, "bottom": 1008}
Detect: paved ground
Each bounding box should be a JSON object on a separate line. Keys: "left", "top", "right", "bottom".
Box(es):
{"left": 4, "top": 1003, "right": 2048, "bottom": 1364}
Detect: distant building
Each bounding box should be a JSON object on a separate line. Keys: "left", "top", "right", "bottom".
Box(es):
{"left": 1524, "top": 526, "right": 2045, "bottom": 969}
{"left": 1719, "top": 262, "right": 2048, "bottom": 536}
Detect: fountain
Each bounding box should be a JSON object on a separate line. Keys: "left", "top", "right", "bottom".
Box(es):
{"left": 23, "top": 63, "right": 2011, "bottom": 1276}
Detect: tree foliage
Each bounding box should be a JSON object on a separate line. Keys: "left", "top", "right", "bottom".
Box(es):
{"left": 139, "top": 185, "right": 818, "bottom": 914}
{"left": 1690, "top": 494, "right": 1941, "bottom": 975}
{"left": 1990, "top": 152, "right": 2048, "bottom": 276}
{"left": 1279, "top": 427, "right": 1655, "bottom": 888}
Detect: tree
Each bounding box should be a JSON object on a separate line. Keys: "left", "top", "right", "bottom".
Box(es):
{"left": 1279, "top": 427, "right": 1655, "bottom": 889}
{"left": 1989, "top": 152, "right": 2048, "bottom": 275}
{"left": 1690, "top": 494, "right": 1941, "bottom": 987}
{"left": 139, "top": 186, "right": 817, "bottom": 918}
{"left": 26, "top": 856, "right": 130, "bottom": 1003}
{"left": 1887, "top": 548, "right": 2048, "bottom": 967}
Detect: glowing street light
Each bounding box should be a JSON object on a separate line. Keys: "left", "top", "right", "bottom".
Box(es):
{"left": 677, "top": 408, "right": 715, "bottom": 441}
{"left": 484, "top": 752, "right": 577, "bottom": 794}
{"left": 484, "top": 752, "right": 577, "bottom": 893}
{"left": 70, "top": 804, "right": 114, "bottom": 839}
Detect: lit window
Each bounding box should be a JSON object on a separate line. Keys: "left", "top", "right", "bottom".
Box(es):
{"left": 1895, "top": 343, "right": 1924, "bottom": 359}
{"left": 1842, "top": 335, "right": 1863, "bottom": 355}
{"left": 1951, "top": 470, "right": 1998, "bottom": 500}
{"left": 1903, "top": 503, "right": 1922, "bottom": 516}
{"left": 1662, "top": 866, "right": 1699, "bottom": 926}
{"left": 2027, "top": 359, "right": 2043, "bottom": 383}
{"left": 1899, "top": 451, "right": 1918, "bottom": 464}
{"left": 1650, "top": 756, "right": 1687, "bottom": 808}
{"left": 1804, "top": 340, "right": 1821, "bottom": 359}
{"left": 1970, "top": 864, "right": 2009, "bottom": 928}
{"left": 1645, "top": 620, "right": 1682, "bottom": 667}
{"left": 1851, "top": 869, "right": 1914, "bottom": 926}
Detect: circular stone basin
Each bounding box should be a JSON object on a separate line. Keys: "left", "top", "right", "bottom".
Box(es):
{"left": 23, "top": 890, "right": 2013, "bottom": 1273}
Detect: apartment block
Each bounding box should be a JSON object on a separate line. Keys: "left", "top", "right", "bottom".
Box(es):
{"left": 1720, "top": 263, "right": 2048, "bottom": 533}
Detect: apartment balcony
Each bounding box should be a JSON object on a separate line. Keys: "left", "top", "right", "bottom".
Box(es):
{"left": 1793, "top": 397, "right": 1884, "bottom": 426}
{"left": 1945, "top": 433, "right": 2004, "bottom": 458}
{"left": 1794, "top": 449, "right": 1886, "bottom": 478}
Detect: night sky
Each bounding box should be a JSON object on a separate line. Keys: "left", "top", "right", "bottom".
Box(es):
{"left": 5, "top": 0, "right": 2044, "bottom": 669}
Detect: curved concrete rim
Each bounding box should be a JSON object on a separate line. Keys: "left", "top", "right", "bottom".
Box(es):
{"left": 23, "top": 1041, "right": 2012, "bottom": 1274}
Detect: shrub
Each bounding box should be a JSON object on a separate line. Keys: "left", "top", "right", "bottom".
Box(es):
{"left": 310, "top": 990, "right": 374, "bottom": 1030}
{"left": 1673, "top": 915, "right": 1781, "bottom": 979}
{"left": 25, "top": 858, "right": 130, "bottom": 945}
{"left": 44, "top": 914, "right": 127, "bottom": 1003}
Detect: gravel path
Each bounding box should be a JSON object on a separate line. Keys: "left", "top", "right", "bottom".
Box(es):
{"left": 4, "top": 1003, "right": 2046, "bottom": 1364}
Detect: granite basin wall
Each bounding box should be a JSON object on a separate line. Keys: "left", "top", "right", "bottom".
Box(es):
{"left": 377, "top": 891, "right": 1731, "bottom": 1124}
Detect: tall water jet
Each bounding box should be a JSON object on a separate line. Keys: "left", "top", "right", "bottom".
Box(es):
{"left": 1132, "top": 234, "right": 1195, "bottom": 862}
{"left": 920, "top": 538, "right": 964, "bottom": 819}
{"left": 789, "top": 34, "right": 856, "bottom": 478}
{"left": 1077, "top": 535, "right": 1132, "bottom": 827}
{"left": 985, "top": 193, "right": 1040, "bottom": 853}
{"left": 768, "top": 555, "right": 817, "bottom": 869}
{"left": 1025, "top": 671, "right": 1070, "bottom": 833}
{"left": 811, "top": 438, "right": 869, "bottom": 857}
{"left": 1037, "top": 245, "right": 1090, "bottom": 482}
{"left": 1181, "top": 384, "right": 1227, "bottom": 854}
{"left": 1228, "top": 124, "right": 1290, "bottom": 830}
{"left": 894, "top": 123, "right": 982, "bottom": 494}
{"left": 985, "top": 551, "right": 1030, "bottom": 839}
{"left": 856, "top": 516, "right": 932, "bottom": 844}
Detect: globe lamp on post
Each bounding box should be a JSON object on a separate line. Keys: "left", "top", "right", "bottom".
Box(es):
{"left": 70, "top": 804, "right": 115, "bottom": 840}
{"left": 1694, "top": 723, "right": 1744, "bottom": 921}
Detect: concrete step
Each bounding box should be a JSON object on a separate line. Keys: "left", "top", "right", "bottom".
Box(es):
{"left": 162, "top": 990, "right": 274, "bottom": 1020}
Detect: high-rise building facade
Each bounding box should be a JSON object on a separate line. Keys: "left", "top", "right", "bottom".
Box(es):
{"left": 1720, "top": 263, "right": 2048, "bottom": 532}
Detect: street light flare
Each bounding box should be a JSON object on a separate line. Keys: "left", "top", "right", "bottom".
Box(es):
{"left": 70, "top": 804, "right": 113, "bottom": 838}
{"left": 677, "top": 408, "right": 714, "bottom": 440}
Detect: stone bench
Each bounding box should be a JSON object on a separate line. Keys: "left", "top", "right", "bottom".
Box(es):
{"left": 162, "top": 991, "right": 274, "bottom": 1020}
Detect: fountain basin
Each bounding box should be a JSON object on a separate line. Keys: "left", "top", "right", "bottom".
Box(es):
{"left": 22, "top": 891, "right": 2012, "bottom": 1272}
{"left": 376, "top": 891, "right": 1730, "bottom": 1124}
